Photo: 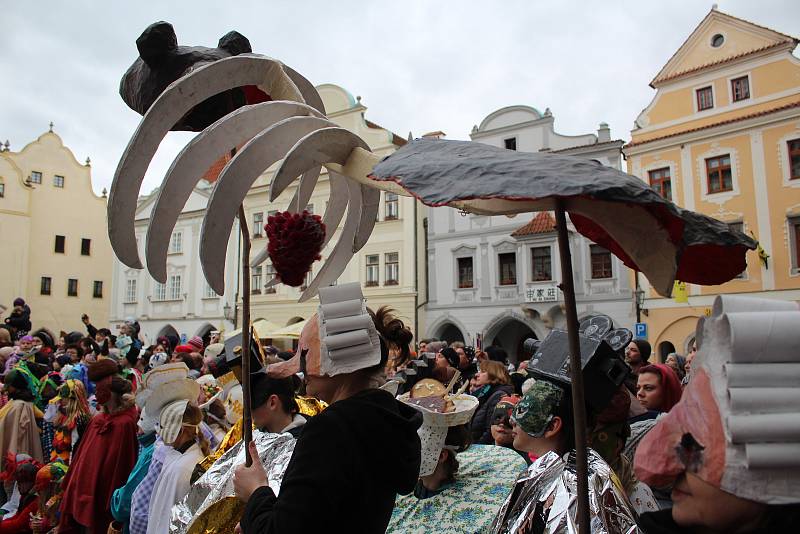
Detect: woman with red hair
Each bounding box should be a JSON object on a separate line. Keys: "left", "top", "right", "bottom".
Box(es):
{"left": 636, "top": 363, "right": 682, "bottom": 413}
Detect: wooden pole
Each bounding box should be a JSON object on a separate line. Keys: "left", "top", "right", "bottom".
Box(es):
{"left": 554, "top": 199, "right": 590, "bottom": 534}
{"left": 239, "top": 203, "right": 253, "bottom": 466}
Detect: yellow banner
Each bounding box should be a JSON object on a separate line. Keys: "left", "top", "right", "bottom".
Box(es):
{"left": 673, "top": 280, "right": 688, "bottom": 303}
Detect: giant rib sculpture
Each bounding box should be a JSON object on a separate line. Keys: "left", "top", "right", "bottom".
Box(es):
{"left": 110, "top": 22, "right": 757, "bottom": 534}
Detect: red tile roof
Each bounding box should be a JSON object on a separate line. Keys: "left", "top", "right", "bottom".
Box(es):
{"left": 201, "top": 152, "right": 232, "bottom": 183}
{"left": 511, "top": 212, "right": 557, "bottom": 237}
{"left": 365, "top": 119, "right": 408, "bottom": 146}
{"left": 625, "top": 100, "right": 800, "bottom": 149}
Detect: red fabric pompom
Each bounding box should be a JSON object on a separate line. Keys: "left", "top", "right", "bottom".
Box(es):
{"left": 265, "top": 210, "right": 326, "bottom": 287}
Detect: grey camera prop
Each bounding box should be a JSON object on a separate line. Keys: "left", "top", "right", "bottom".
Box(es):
{"left": 525, "top": 316, "right": 630, "bottom": 410}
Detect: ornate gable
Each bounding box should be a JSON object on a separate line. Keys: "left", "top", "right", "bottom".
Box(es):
{"left": 651, "top": 9, "right": 797, "bottom": 87}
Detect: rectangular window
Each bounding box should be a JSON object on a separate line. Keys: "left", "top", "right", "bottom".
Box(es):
{"left": 169, "top": 232, "right": 183, "bottom": 254}
{"left": 40, "top": 277, "right": 51, "bottom": 296}
{"left": 93, "top": 281, "right": 103, "bottom": 298}
{"left": 204, "top": 283, "right": 217, "bottom": 299}
{"left": 81, "top": 238, "right": 91, "bottom": 256}
{"left": 648, "top": 167, "right": 672, "bottom": 201}
{"left": 498, "top": 252, "right": 517, "bottom": 285}
{"left": 457, "top": 257, "right": 474, "bottom": 288}
{"left": 54, "top": 235, "right": 65, "bottom": 253}
{"left": 385, "top": 252, "right": 399, "bottom": 285}
{"left": 731, "top": 76, "right": 750, "bottom": 102}
{"left": 791, "top": 218, "right": 800, "bottom": 272}
{"left": 265, "top": 263, "right": 277, "bottom": 294}
{"left": 253, "top": 212, "right": 264, "bottom": 237}
{"left": 306, "top": 203, "right": 314, "bottom": 215}
{"left": 268, "top": 210, "right": 278, "bottom": 218}
{"left": 67, "top": 278, "right": 78, "bottom": 297}
{"left": 504, "top": 137, "right": 517, "bottom": 151}
{"left": 385, "top": 193, "right": 399, "bottom": 220}
{"left": 706, "top": 155, "right": 733, "bottom": 193}
{"left": 696, "top": 86, "right": 714, "bottom": 111}
{"left": 0, "top": 183, "right": 5, "bottom": 198}
{"left": 125, "top": 279, "right": 137, "bottom": 303}
{"left": 154, "top": 282, "right": 166, "bottom": 301}
{"left": 53, "top": 175, "right": 65, "bottom": 188}
{"left": 252, "top": 266, "right": 262, "bottom": 295}
{"left": 531, "top": 246, "right": 552, "bottom": 281}
{"left": 29, "top": 171, "right": 42, "bottom": 184}
{"left": 168, "top": 275, "right": 182, "bottom": 300}
{"left": 788, "top": 139, "right": 800, "bottom": 181}
{"left": 590, "top": 245, "right": 613, "bottom": 279}
{"left": 365, "top": 254, "right": 379, "bottom": 287}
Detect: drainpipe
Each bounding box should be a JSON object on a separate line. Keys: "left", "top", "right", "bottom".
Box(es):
{"left": 415, "top": 214, "right": 429, "bottom": 342}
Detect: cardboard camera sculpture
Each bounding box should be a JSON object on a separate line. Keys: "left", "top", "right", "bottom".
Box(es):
{"left": 527, "top": 315, "right": 630, "bottom": 411}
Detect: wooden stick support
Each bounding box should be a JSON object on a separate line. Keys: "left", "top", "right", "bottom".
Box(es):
{"left": 554, "top": 199, "right": 590, "bottom": 534}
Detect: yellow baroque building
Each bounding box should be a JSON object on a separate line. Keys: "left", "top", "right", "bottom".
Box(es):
{"left": 623, "top": 8, "right": 800, "bottom": 359}
{"left": 0, "top": 128, "right": 112, "bottom": 334}
{"left": 241, "top": 84, "right": 426, "bottom": 340}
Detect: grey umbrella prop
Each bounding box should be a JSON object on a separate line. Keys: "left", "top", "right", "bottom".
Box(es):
{"left": 108, "top": 23, "right": 756, "bottom": 533}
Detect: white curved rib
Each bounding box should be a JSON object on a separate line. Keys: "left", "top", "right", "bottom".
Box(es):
{"left": 320, "top": 172, "right": 349, "bottom": 247}
{"left": 299, "top": 178, "right": 364, "bottom": 302}
{"left": 200, "top": 116, "right": 336, "bottom": 294}
{"left": 283, "top": 65, "right": 325, "bottom": 115}
{"left": 146, "top": 101, "right": 324, "bottom": 282}
{"left": 108, "top": 54, "right": 303, "bottom": 269}
{"left": 354, "top": 186, "right": 380, "bottom": 253}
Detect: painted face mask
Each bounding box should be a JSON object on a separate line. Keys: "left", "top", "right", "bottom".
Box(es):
{"left": 635, "top": 295, "right": 800, "bottom": 505}
{"left": 491, "top": 396, "right": 520, "bottom": 428}
{"left": 511, "top": 380, "right": 565, "bottom": 437}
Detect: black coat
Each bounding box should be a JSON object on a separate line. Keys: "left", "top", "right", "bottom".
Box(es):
{"left": 470, "top": 383, "right": 515, "bottom": 444}
{"left": 241, "top": 388, "right": 422, "bottom": 534}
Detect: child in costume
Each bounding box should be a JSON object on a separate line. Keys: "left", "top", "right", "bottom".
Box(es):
{"left": 0, "top": 454, "right": 42, "bottom": 532}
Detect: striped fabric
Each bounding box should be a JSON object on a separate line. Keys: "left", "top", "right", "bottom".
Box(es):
{"left": 158, "top": 400, "right": 189, "bottom": 445}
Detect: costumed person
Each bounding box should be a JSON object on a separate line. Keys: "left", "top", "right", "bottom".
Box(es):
{"left": 233, "top": 283, "right": 422, "bottom": 533}
{"left": 196, "top": 375, "right": 227, "bottom": 445}
{"left": 144, "top": 377, "right": 206, "bottom": 534}
{"left": 36, "top": 373, "right": 62, "bottom": 462}
{"left": 57, "top": 359, "right": 139, "bottom": 533}
{"left": 489, "top": 395, "right": 530, "bottom": 463}
{"left": 635, "top": 296, "right": 800, "bottom": 533}
{"left": 0, "top": 370, "right": 44, "bottom": 472}
{"left": 127, "top": 363, "right": 192, "bottom": 534}
{"left": 387, "top": 386, "right": 527, "bottom": 533}
{"left": 249, "top": 374, "right": 307, "bottom": 437}
{"left": 28, "top": 461, "right": 67, "bottom": 534}
{"left": 0, "top": 454, "right": 42, "bottom": 532}
{"left": 46, "top": 380, "right": 90, "bottom": 465}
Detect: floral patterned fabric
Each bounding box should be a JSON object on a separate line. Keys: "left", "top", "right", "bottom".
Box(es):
{"left": 387, "top": 444, "right": 527, "bottom": 534}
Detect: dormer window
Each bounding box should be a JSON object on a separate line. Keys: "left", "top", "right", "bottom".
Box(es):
{"left": 696, "top": 86, "right": 714, "bottom": 111}
{"left": 504, "top": 137, "right": 517, "bottom": 151}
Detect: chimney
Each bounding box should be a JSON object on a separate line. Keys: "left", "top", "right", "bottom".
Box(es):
{"left": 597, "top": 122, "right": 611, "bottom": 143}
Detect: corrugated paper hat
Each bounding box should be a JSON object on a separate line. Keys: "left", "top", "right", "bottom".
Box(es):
{"left": 400, "top": 393, "right": 479, "bottom": 477}
{"left": 635, "top": 295, "right": 800, "bottom": 504}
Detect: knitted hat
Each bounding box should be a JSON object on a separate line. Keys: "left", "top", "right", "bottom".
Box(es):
{"left": 175, "top": 344, "right": 193, "bottom": 354}
{"left": 187, "top": 336, "right": 204, "bottom": 353}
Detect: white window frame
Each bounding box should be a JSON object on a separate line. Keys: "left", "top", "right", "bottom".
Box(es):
{"left": 643, "top": 160, "right": 678, "bottom": 202}
{"left": 154, "top": 281, "right": 167, "bottom": 301}
{"left": 29, "top": 171, "right": 42, "bottom": 184}
{"left": 305, "top": 203, "right": 314, "bottom": 215}
{"left": 385, "top": 193, "right": 399, "bottom": 220}
{"left": 365, "top": 254, "right": 380, "bottom": 287}
{"left": 529, "top": 244, "right": 554, "bottom": 282}
{"left": 53, "top": 175, "right": 65, "bottom": 188}
{"left": 589, "top": 244, "right": 614, "bottom": 280}
{"left": 726, "top": 72, "right": 752, "bottom": 104}
{"left": 169, "top": 231, "right": 183, "bottom": 254}
{"left": 125, "top": 279, "right": 137, "bottom": 303}
{"left": 251, "top": 265, "right": 263, "bottom": 294}
{"left": 697, "top": 147, "right": 740, "bottom": 204}
{"left": 168, "top": 274, "right": 182, "bottom": 300}
{"left": 252, "top": 212, "right": 264, "bottom": 237}
{"left": 203, "top": 283, "right": 217, "bottom": 299}
{"left": 692, "top": 83, "right": 716, "bottom": 114}
{"left": 385, "top": 252, "right": 399, "bottom": 285}
{"left": 265, "top": 263, "right": 277, "bottom": 293}
{"left": 778, "top": 131, "right": 800, "bottom": 189}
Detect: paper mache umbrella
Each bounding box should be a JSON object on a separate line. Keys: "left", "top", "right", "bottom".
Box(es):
{"left": 107, "top": 21, "right": 756, "bottom": 533}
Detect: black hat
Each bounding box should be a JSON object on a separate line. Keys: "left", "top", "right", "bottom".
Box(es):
{"left": 249, "top": 372, "right": 295, "bottom": 411}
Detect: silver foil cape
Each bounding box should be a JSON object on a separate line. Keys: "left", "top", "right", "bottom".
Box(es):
{"left": 491, "top": 449, "right": 642, "bottom": 534}
{"left": 170, "top": 430, "right": 297, "bottom": 533}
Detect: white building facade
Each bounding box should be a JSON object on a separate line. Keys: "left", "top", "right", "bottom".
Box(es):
{"left": 109, "top": 181, "right": 238, "bottom": 344}
{"left": 424, "top": 106, "right": 635, "bottom": 361}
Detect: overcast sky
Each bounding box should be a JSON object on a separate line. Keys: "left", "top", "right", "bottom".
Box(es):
{"left": 1, "top": 1, "right": 797, "bottom": 196}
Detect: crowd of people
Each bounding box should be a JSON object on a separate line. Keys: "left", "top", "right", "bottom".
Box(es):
{"left": 0, "top": 290, "right": 797, "bottom": 533}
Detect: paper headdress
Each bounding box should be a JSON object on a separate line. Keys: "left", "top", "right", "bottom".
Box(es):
{"left": 635, "top": 295, "right": 800, "bottom": 504}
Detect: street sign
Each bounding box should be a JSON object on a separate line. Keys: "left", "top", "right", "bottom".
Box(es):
{"left": 525, "top": 283, "right": 559, "bottom": 303}
{"left": 634, "top": 322, "right": 647, "bottom": 339}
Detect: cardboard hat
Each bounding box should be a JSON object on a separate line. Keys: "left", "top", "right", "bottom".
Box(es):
{"left": 196, "top": 374, "right": 222, "bottom": 410}
{"left": 635, "top": 295, "right": 800, "bottom": 505}
{"left": 137, "top": 362, "right": 190, "bottom": 409}
{"left": 144, "top": 378, "right": 201, "bottom": 433}
{"left": 399, "top": 392, "right": 479, "bottom": 477}
{"left": 158, "top": 399, "right": 191, "bottom": 445}
{"left": 225, "top": 383, "right": 243, "bottom": 425}
{"left": 266, "top": 283, "right": 381, "bottom": 378}
{"left": 138, "top": 405, "right": 157, "bottom": 434}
